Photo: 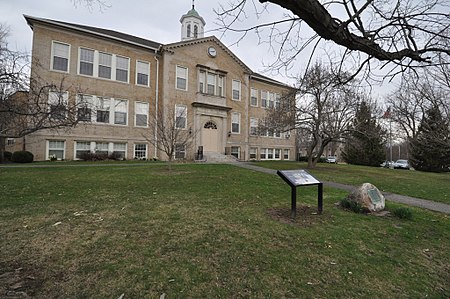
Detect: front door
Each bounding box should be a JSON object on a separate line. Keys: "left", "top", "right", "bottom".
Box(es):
{"left": 202, "top": 121, "right": 219, "bottom": 152}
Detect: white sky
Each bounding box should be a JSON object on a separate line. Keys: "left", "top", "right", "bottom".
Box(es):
{"left": 1, "top": 0, "right": 395, "bottom": 98}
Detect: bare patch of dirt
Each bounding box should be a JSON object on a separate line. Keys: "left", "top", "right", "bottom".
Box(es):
{"left": 0, "top": 262, "right": 44, "bottom": 298}
{"left": 267, "top": 206, "right": 331, "bottom": 227}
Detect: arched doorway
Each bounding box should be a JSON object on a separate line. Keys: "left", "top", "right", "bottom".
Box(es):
{"left": 202, "top": 120, "right": 219, "bottom": 152}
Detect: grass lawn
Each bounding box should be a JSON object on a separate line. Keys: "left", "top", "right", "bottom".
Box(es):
{"left": 252, "top": 161, "right": 450, "bottom": 204}
{"left": 1, "top": 164, "right": 449, "bottom": 298}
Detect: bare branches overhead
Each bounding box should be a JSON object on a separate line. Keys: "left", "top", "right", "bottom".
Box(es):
{"left": 216, "top": 0, "right": 450, "bottom": 80}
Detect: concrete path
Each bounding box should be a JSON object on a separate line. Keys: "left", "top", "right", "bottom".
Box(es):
{"left": 234, "top": 162, "right": 450, "bottom": 215}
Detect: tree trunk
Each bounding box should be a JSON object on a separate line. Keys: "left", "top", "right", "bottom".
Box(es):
{"left": 0, "top": 137, "right": 6, "bottom": 164}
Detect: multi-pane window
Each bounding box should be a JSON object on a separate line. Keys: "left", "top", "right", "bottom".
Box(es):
{"left": 113, "top": 143, "right": 127, "bottom": 159}
{"left": 283, "top": 149, "right": 290, "bottom": 160}
{"left": 198, "top": 70, "right": 225, "bottom": 96}
{"left": 48, "top": 91, "right": 68, "bottom": 120}
{"left": 7, "top": 138, "right": 15, "bottom": 145}
{"left": 275, "top": 93, "right": 281, "bottom": 109}
{"left": 98, "top": 52, "right": 112, "bottom": 79}
{"left": 187, "top": 24, "right": 191, "bottom": 37}
{"left": 114, "top": 99, "right": 128, "bottom": 125}
{"left": 75, "top": 141, "right": 91, "bottom": 159}
{"left": 231, "top": 112, "right": 240, "bottom": 134}
{"left": 95, "top": 142, "right": 109, "bottom": 156}
{"left": 77, "top": 94, "right": 94, "bottom": 122}
{"left": 268, "top": 92, "right": 275, "bottom": 108}
{"left": 250, "top": 118, "right": 258, "bottom": 136}
{"left": 135, "top": 102, "right": 148, "bottom": 127}
{"left": 79, "top": 48, "right": 94, "bottom": 76}
{"left": 251, "top": 88, "right": 258, "bottom": 107}
{"left": 175, "top": 104, "right": 187, "bottom": 129}
{"left": 231, "top": 146, "right": 240, "bottom": 159}
{"left": 96, "top": 97, "right": 110, "bottom": 123}
{"left": 176, "top": 65, "right": 188, "bottom": 90}
{"left": 249, "top": 147, "right": 257, "bottom": 160}
{"left": 175, "top": 144, "right": 186, "bottom": 159}
{"left": 275, "top": 149, "right": 281, "bottom": 160}
{"left": 116, "top": 56, "right": 129, "bottom": 82}
{"left": 136, "top": 61, "right": 150, "bottom": 86}
{"left": 134, "top": 144, "right": 147, "bottom": 159}
{"left": 218, "top": 76, "right": 224, "bottom": 96}
{"left": 261, "top": 91, "right": 268, "bottom": 108}
{"left": 207, "top": 72, "right": 215, "bottom": 95}
{"left": 232, "top": 80, "right": 241, "bottom": 100}
{"left": 48, "top": 140, "right": 65, "bottom": 160}
{"left": 193, "top": 25, "right": 198, "bottom": 38}
{"left": 52, "top": 42, "right": 70, "bottom": 72}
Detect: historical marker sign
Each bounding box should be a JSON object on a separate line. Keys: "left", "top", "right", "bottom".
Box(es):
{"left": 277, "top": 169, "right": 323, "bottom": 218}
{"left": 367, "top": 188, "right": 382, "bottom": 204}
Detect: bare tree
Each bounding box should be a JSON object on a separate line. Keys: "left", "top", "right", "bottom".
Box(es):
{"left": 143, "top": 103, "right": 195, "bottom": 171}
{"left": 215, "top": 0, "right": 450, "bottom": 80}
{"left": 387, "top": 68, "right": 450, "bottom": 140}
{"left": 266, "top": 62, "right": 357, "bottom": 167}
{"left": 0, "top": 24, "right": 85, "bottom": 163}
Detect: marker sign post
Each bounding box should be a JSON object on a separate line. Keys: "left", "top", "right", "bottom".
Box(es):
{"left": 277, "top": 169, "right": 323, "bottom": 219}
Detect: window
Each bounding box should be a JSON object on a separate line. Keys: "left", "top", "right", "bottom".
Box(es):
{"left": 176, "top": 65, "right": 188, "bottom": 90}
{"left": 198, "top": 70, "right": 225, "bottom": 96}
{"left": 136, "top": 61, "right": 150, "bottom": 86}
{"left": 261, "top": 91, "right": 268, "bottom": 108}
{"left": 275, "top": 149, "right": 281, "bottom": 160}
{"left": 175, "top": 144, "right": 186, "bottom": 159}
{"left": 275, "top": 129, "right": 281, "bottom": 138}
{"left": 77, "top": 94, "right": 94, "bottom": 122}
{"left": 207, "top": 72, "right": 216, "bottom": 95}
{"left": 175, "top": 105, "right": 187, "bottom": 129}
{"left": 231, "top": 112, "right": 240, "bottom": 134}
{"left": 260, "top": 148, "right": 267, "bottom": 160}
{"left": 75, "top": 141, "right": 91, "bottom": 159}
{"left": 283, "top": 149, "right": 290, "bottom": 160}
{"left": 267, "top": 148, "right": 274, "bottom": 159}
{"left": 231, "top": 146, "right": 240, "bottom": 159}
{"left": 249, "top": 147, "right": 257, "bottom": 160}
{"left": 79, "top": 48, "right": 94, "bottom": 76}
{"left": 250, "top": 118, "right": 258, "bottom": 136}
{"left": 193, "top": 25, "right": 198, "bottom": 38}
{"left": 251, "top": 88, "right": 258, "bottom": 107}
{"left": 7, "top": 138, "right": 15, "bottom": 145}
{"left": 114, "top": 99, "right": 128, "bottom": 125}
{"left": 232, "top": 80, "right": 241, "bottom": 100}
{"left": 275, "top": 93, "right": 281, "bottom": 109}
{"left": 116, "top": 56, "right": 129, "bottom": 82}
{"left": 48, "top": 140, "right": 65, "bottom": 160}
{"left": 48, "top": 91, "right": 68, "bottom": 120}
{"left": 135, "top": 102, "right": 148, "bottom": 127}
{"left": 96, "top": 97, "right": 110, "bottom": 123}
{"left": 187, "top": 24, "right": 191, "bottom": 37}
{"left": 134, "top": 144, "right": 147, "bottom": 159}
{"left": 98, "top": 52, "right": 112, "bottom": 79}
{"left": 268, "top": 92, "right": 274, "bottom": 108}
{"left": 217, "top": 75, "right": 224, "bottom": 96}
{"left": 52, "top": 42, "right": 70, "bottom": 72}
{"left": 113, "top": 143, "right": 127, "bottom": 159}
{"left": 95, "top": 142, "right": 109, "bottom": 157}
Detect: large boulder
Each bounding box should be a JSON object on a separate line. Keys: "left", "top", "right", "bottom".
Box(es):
{"left": 346, "top": 183, "right": 385, "bottom": 212}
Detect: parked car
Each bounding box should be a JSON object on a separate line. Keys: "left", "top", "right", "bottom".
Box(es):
{"left": 326, "top": 156, "right": 337, "bottom": 163}
{"left": 393, "top": 159, "right": 410, "bottom": 170}
{"left": 380, "top": 160, "right": 394, "bottom": 168}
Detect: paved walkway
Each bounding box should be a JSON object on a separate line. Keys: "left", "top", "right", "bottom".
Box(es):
{"left": 234, "top": 162, "right": 450, "bottom": 215}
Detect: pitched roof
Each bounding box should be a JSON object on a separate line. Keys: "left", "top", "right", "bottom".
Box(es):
{"left": 24, "top": 15, "right": 162, "bottom": 51}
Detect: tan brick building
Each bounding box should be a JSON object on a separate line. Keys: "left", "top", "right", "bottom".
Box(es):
{"left": 21, "top": 5, "right": 296, "bottom": 161}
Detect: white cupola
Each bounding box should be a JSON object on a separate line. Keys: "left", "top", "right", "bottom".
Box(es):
{"left": 180, "top": 1, "right": 205, "bottom": 41}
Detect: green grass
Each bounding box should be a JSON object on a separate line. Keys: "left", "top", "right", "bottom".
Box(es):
{"left": 1, "top": 164, "right": 449, "bottom": 298}
{"left": 252, "top": 161, "right": 450, "bottom": 204}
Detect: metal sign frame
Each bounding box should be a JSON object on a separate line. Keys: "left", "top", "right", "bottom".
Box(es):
{"left": 277, "top": 169, "right": 323, "bottom": 218}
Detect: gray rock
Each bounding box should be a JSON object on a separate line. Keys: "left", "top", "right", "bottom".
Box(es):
{"left": 347, "top": 183, "right": 385, "bottom": 212}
